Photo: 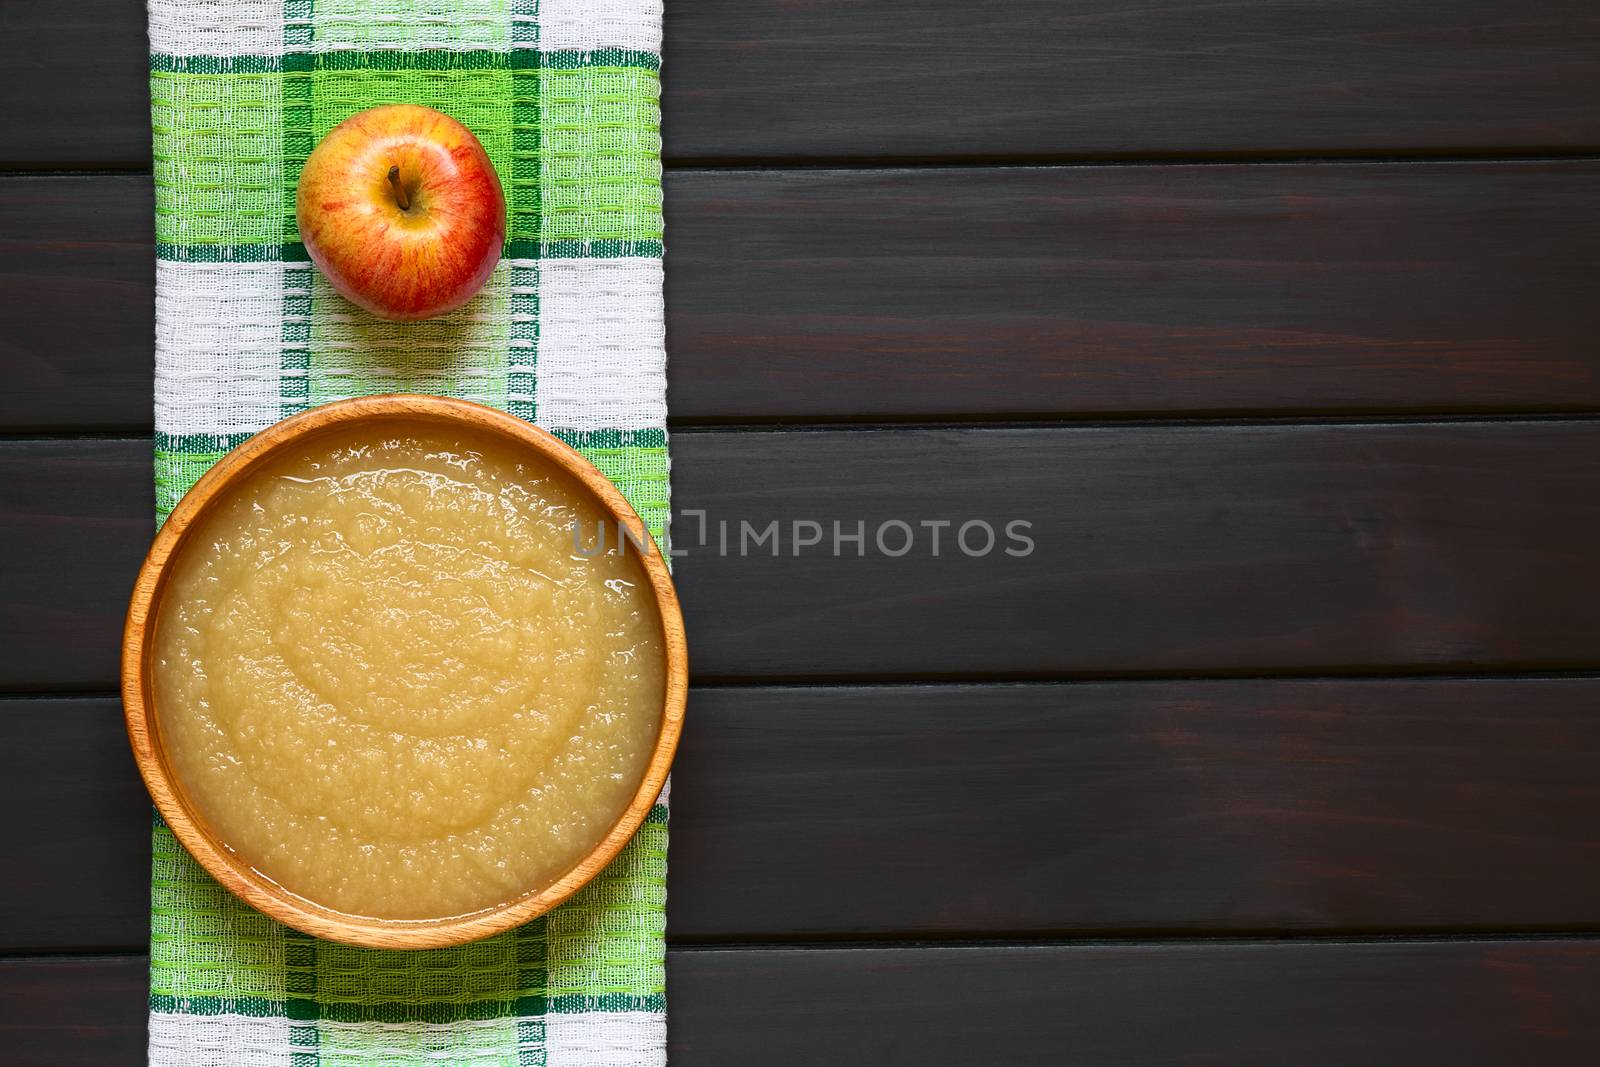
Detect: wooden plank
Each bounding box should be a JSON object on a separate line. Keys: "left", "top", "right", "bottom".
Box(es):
{"left": 665, "top": 0, "right": 1600, "bottom": 162}
{"left": 0, "top": 957, "right": 146, "bottom": 1066}
{"left": 674, "top": 679, "right": 1600, "bottom": 939}
{"left": 7, "top": 162, "right": 1600, "bottom": 432}
{"left": 669, "top": 940, "right": 1600, "bottom": 1065}
{"left": 9, "top": 1, "right": 1600, "bottom": 167}
{"left": 668, "top": 161, "right": 1600, "bottom": 421}
{"left": 677, "top": 420, "right": 1600, "bottom": 678}
{"left": 9, "top": 940, "right": 1600, "bottom": 1064}
{"left": 7, "top": 680, "right": 1600, "bottom": 951}
{"left": 0, "top": 177, "right": 153, "bottom": 432}
{"left": 9, "top": 422, "right": 1600, "bottom": 690}
{"left": 2, "top": 2, "right": 149, "bottom": 168}
{"left": 0, "top": 441, "right": 152, "bottom": 692}
{"left": 0, "top": 700, "right": 149, "bottom": 952}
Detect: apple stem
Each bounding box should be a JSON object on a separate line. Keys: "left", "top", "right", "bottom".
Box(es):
{"left": 387, "top": 165, "right": 411, "bottom": 211}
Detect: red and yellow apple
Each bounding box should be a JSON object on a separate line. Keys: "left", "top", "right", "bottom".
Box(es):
{"left": 296, "top": 104, "right": 505, "bottom": 321}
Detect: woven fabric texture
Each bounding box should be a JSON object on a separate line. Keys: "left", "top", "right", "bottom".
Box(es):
{"left": 147, "top": 1, "right": 668, "bottom": 1063}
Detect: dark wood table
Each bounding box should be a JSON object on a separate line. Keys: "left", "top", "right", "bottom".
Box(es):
{"left": 5, "top": 2, "right": 1600, "bottom": 1062}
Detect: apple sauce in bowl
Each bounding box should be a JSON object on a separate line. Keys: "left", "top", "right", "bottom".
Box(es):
{"left": 122, "top": 396, "right": 685, "bottom": 948}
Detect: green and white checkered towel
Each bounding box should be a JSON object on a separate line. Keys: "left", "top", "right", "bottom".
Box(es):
{"left": 146, "top": 1, "right": 669, "bottom": 1063}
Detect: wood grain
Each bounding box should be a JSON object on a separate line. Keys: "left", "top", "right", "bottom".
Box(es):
{"left": 0, "top": 957, "right": 147, "bottom": 1066}
{"left": 6, "top": 163, "right": 1600, "bottom": 431}
{"left": 9, "top": 422, "right": 1600, "bottom": 690}
{"left": 9, "top": 679, "right": 1600, "bottom": 951}
{"left": 1, "top": 2, "right": 149, "bottom": 168}
{"left": 663, "top": 0, "right": 1600, "bottom": 162}
{"left": 673, "top": 679, "right": 1600, "bottom": 940}
{"left": 0, "top": 440, "right": 152, "bottom": 692}
{"left": 667, "top": 162, "right": 1600, "bottom": 421}
{"left": 673, "top": 420, "right": 1600, "bottom": 679}
{"left": 120, "top": 397, "right": 687, "bottom": 949}
{"left": 10, "top": 940, "right": 1600, "bottom": 1065}
{"left": 0, "top": 177, "right": 153, "bottom": 431}
{"left": 668, "top": 940, "right": 1600, "bottom": 1065}
{"left": 0, "top": 700, "right": 150, "bottom": 952}
{"left": 8, "top": 0, "right": 1600, "bottom": 166}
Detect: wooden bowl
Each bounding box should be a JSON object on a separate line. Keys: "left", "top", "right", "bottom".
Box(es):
{"left": 122, "top": 395, "right": 687, "bottom": 949}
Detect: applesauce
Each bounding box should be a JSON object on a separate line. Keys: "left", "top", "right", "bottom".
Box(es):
{"left": 152, "top": 422, "right": 665, "bottom": 920}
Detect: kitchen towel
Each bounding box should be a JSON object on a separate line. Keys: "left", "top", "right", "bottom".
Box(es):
{"left": 147, "top": 1, "right": 669, "bottom": 1063}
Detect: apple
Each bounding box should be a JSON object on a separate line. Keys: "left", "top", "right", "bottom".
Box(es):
{"left": 296, "top": 104, "right": 506, "bottom": 321}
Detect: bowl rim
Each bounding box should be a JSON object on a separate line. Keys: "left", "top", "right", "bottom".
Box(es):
{"left": 121, "top": 394, "right": 688, "bottom": 949}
